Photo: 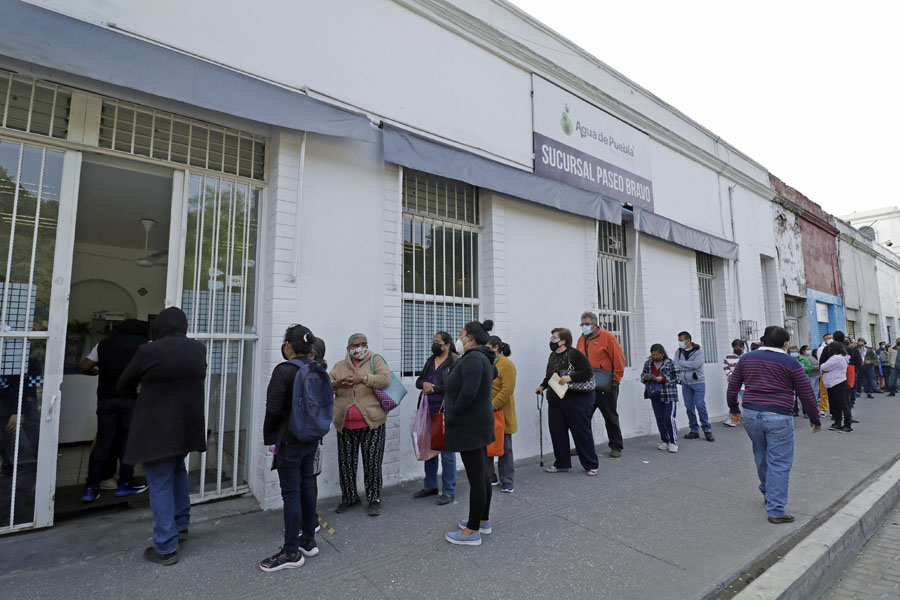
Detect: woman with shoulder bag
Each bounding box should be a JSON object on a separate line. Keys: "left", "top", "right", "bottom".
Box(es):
{"left": 329, "top": 333, "right": 392, "bottom": 517}
{"left": 412, "top": 331, "right": 457, "bottom": 505}
{"left": 536, "top": 327, "right": 599, "bottom": 476}
{"left": 641, "top": 344, "right": 679, "bottom": 453}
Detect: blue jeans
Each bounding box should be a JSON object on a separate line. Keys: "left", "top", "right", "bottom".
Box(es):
{"left": 276, "top": 441, "right": 319, "bottom": 554}
{"left": 423, "top": 451, "right": 456, "bottom": 495}
{"left": 742, "top": 408, "right": 794, "bottom": 518}
{"left": 143, "top": 453, "right": 190, "bottom": 554}
{"left": 681, "top": 383, "right": 710, "bottom": 432}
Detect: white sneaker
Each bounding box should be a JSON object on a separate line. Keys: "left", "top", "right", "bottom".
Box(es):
{"left": 723, "top": 421, "right": 737, "bottom": 427}
{"left": 667, "top": 444, "right": 679, "bottom": 453}
{"left": 658, "top": 442, "right": 669, "bottom": 450}
{"left": 99, "top": 479, "right": 117, "bottom": 490}
{"left": 819, "top": 410, "right": 828, "bottom": 417}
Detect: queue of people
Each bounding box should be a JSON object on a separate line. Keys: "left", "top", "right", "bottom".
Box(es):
{"left": 93, "top": 303, "right": 885, "bottom": 570}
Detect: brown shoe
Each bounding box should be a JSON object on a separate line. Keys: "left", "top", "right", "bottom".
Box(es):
{"left": 767, "top": 514, "right": 795, "bottom": 524}
{"left": 609, "top": 449, "right": 622, "bottom": 459}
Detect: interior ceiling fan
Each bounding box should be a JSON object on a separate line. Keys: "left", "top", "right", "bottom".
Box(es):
{"left": 135, "top": 218, "right": 168, "bottom": 267}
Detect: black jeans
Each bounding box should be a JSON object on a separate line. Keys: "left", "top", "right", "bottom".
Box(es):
{"left": 828, "top": 381, "right": 852, "bottom": 428}
{"left": 86, "top": 396, "right": 135, "bottom": 487}
{"left": 276, "top": 441, "right": 319, "bottom": 554}
{"left": 459, "top": 446, "right": 491, "bottom": 531}
{"left": 591, "top": 386, "right": 624, "bottom": 451}
{"left": 549, "top": 392, "right": 599, "bottom": 470}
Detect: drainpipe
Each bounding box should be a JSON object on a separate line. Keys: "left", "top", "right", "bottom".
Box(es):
{"left": 289, "top": 132, "right": 307, "bottom": 284}
{"left": 728, "top": 184, "right": 743, "bottom": 327}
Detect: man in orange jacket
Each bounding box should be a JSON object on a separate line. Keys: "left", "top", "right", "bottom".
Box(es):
{"left": 577, "top": 311, "right": 626, "bottom": 458}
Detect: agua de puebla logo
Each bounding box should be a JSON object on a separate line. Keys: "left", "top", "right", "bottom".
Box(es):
{"left": 560, "top": 104, "right": 574, "bottom": 136}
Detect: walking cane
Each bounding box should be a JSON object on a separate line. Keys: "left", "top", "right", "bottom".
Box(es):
{"left": 536, "top": 390, "right": 544, "bottom": 467}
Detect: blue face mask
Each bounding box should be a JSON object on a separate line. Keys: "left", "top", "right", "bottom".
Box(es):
{"left": 678, "top": 341, "right": 686, "bottom": 350}
{"left": 790, "top": 352, "right": 800, "bottom": 358}
{"left": 581, "top": 324, "right": 593, "bottom": 336}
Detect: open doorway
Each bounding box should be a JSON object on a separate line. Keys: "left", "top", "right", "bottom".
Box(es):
{"left": 56, "top": 154, "right": 172, "bottom": 519}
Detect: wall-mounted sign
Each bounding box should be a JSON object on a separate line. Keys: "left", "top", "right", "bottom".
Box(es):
{"left": 532, "top": 75, "right": 654, "bottom": 211}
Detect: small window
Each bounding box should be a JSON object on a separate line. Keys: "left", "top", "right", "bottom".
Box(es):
{"left": 696, "top": 252, "right": 718, "bottom": 362}
{"left": 98, "top": 99, "right": 265, "bottom": 181}
{"left": 0, "top": 70, "right": 72, "bottom": 140}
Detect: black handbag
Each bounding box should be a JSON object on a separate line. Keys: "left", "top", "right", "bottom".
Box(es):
{"left": 592, "top": 368, "right": 613, "bottom": 392}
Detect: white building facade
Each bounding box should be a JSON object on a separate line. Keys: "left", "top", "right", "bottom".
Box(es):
{"left": 0, "top": 0, "right": 789, "bottom": 532}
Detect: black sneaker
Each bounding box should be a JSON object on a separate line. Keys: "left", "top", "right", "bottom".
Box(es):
{"left": 704, "top": 432, "right": 715, "bottom": 442}
{"left": 436, "top": 494, "right": 454, "bottom": 506}
{"left": 684, "top": 431, "right": 700, "bottom": 439}
{"left": 299, "top": 538, "right": 319, "bottom": 557}
{"left": 143, "top": 547, "right": 178, "bottom": 566}
{"left": 259, "top": 547, "right": 304, "bottom": 572}
{"left": 840, "top": 426, "right": 853, "bottom": 433}
{"left": 413, "top": 488, "right": 438, "bottom": 499}
{"left": 335, "top": 500, "right": 359, "bottom": 513}
{"left": 367, "top": 501, "right": 381, "bottom": 517}
{"left": 829, "top": 424, "right": 842, "bottom": 431}
{"left": 851, "top": 419, "right": 860, "bottom": 424}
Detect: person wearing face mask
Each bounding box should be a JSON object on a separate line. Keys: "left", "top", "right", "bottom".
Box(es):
{"left": 800, "top": 345, "right": 820, "bottom": 407}
{"left": 673, "top": 331, "right": 713, "bottom": 441}
{"left": 642, "top": 344, "right": 679, "bottom": 452}
{"left": 412, "top": 331, "right": 458, "bottom": 505}
{"left": 887, "top": 339, "right": 900, "bottom": 396}
{"left": 857, "top": 338, "right": 878, "bottom": 399}
{"left": 330, "top": 333, "right": 392, "bottom": 516}
{"left": 727, "top": 326, "right": 820, "bottom": 524}
{"left": 536, "top": 328, "right": 600, "bottom": 476}
{"left": 259, "top": 324, "right": 326, "bottom": 572}
{"left": 816, "top": 334, "right": 834, "bottom": 415}
{"left": 486, "top": 335, "right": 517, "bottom": 493}
{"left": 787, "top": 345, "right": 812, "bottom": 417}
{"left": 442, "top": 320, "right": 498, "bottom": 546}
{"left": 722, "top": 339, "right": 746, "bottom": 427}
{"left": 876, "top": 341, "right": 889, "bottom": 391}
{"left": 576, "top": 311, "right": 626, "bottom": 458}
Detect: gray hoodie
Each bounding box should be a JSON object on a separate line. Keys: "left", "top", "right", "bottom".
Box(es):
{"left": 673, "top": 344, "right": 705, "bottom": 385}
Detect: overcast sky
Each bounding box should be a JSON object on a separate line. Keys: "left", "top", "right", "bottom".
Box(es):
{"left": 508, "top": 0, "right": 898, "bottom": 217}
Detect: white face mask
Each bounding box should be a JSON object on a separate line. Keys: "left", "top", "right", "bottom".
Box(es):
{"left": 349, "top": 346, "right": 368, "bottom": 361}
{"left": 581, "top": 324, "right": 593, "bottom": 336}
{"left": 455, "top": 338, "right": 465, "bottom": 355}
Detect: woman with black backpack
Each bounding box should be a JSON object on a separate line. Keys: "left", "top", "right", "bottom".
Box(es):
{"left": 641, "top": 344, "right": 680, "bottom": 453}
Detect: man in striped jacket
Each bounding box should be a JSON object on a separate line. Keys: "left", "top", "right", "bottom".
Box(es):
{"left": 726, "top": 326, "right": 821, "bottom": 524}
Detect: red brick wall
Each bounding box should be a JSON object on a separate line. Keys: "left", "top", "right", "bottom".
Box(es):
{"left": 770, "top": 175, "right": 840, "bottom": 296}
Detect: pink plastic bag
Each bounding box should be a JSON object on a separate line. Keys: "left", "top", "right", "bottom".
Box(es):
{"left": 411, "top": 394, "right": 439, "bottom": 461}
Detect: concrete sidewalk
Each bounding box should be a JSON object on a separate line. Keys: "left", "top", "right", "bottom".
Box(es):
{"left": 4, "top": 394, "right": 900, "bottom": 600}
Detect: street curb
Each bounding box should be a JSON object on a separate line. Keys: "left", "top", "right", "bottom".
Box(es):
{"left": 734, "top": 456, "right": 900, "bottom": 600}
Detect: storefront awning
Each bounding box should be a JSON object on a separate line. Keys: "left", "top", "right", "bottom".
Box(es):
{"left": 383, "top": 124, "right": 622, "bottom": 225}
{"left": 0, "top": 0, "right": 376, "bottom": 143}
{"left": 633, "top": 208, "right": 739, "bottom": 260}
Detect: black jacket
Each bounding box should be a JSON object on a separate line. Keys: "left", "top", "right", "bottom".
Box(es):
{"left": 443, "top": 345, "right": 497, "bottom": 452}
{"left": 541, "top": 347, "right": 594, "bottom": 401}
{"left": 415, "top": 353, "right": 456, "bottom": 413}
{"left": 119, "top": 307, "right": 208, "bottom": 465}
{"left": 263, "top": 360, "right": 305, "bottom": 446}
{"left": 97, "top": 319, "right": 148, "bottom": 399}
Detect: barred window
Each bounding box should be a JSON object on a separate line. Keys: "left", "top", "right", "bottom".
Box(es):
{"left": 98, "top": 99, "right": 265, "bottom": 180}
{"left": 847, "top": 320, "right": 856, "bottom": 341}
{"left": 597, "top": 221, "right": 631, "bottom": 366}
{"left": 401, "top": 170, "right": 479, "bottom": 376}
{"left": 696, "top": 252, "right": 718, "bottom": 363}
{"left": 0, "top": 69, "right": 72, "bottom": 139}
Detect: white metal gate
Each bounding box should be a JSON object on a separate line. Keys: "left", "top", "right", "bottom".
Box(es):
{"left": 177, "top": 172, "right": 260, "bottom": 502}
{"left": 0, "top": 139, "right": 79, "bottom": 533}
